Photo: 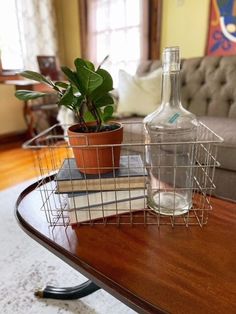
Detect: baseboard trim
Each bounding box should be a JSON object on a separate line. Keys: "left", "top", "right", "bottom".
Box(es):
{"left": 0, "top": 130, "right": 27, "bottom": 145}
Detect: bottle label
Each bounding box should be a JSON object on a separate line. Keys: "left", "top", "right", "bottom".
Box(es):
{"left": 168, "top": 113, "right": 180, "bottom": 124}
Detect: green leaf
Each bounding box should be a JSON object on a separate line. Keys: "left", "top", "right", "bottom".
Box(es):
{"left": 91, "top": 68, "right": 113, "bottom": 101}
{"left": 61, "top": 66, "right": 80, "bottom": 87}
{"left": 102, "top": 105, "right": 114, "bottom": 122}
{"left": 73, "top": 95, "right": 84, "bottom": 110}
{"left": 76, "top": 67, "right": 103, "bottom": 95}
{"left": 74, "top": 58, "right": 103, "bottom": 95}
{"left": 84, "top": 110, "right": 96, "bottom": 122}
{"left": 20, "top": 71, "right": 53, "bottom": 86}
{"left": 54, "top": 81, "right": 69, "bottom": 89}
{"left": 96, "top": 68, "right": 113, "bottom": 90}
{"left": 84, "top": 67, "right": 103, "bottom": 94}
{"left": 74, "top": 58, "right": 95, "bottom": 72}
{"left": 58, "top": 85, "right": 75, "bottom": 107}
{"left": 15, "top": 90, "right": 48, "bottom": 101}
{"left": 94, "top": 93, "right": 114, "bottom": 108}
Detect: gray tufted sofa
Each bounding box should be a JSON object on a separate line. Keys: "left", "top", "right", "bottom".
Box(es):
{"left": 124, "top": 55, "right": 236, "bottom": 201}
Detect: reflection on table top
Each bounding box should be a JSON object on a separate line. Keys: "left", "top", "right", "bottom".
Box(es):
{"left": 16, "top": 180, "right": 236, "bottom": 314}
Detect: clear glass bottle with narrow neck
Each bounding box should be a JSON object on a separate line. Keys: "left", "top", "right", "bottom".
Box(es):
{"left": 144, "top": 46, "right": 198, "bottom": 216}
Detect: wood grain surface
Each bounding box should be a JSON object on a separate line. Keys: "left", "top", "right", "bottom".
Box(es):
{"left": 0, "top": 142, "right": 36, "bottom": 190}
{"left": 0, "top": 141, "right": 71, "bottom": 190}
{"left": 16, "top": 181, "right": 236, "bottom": 314}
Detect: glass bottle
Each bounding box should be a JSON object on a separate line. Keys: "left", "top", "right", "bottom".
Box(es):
{"left": 144, "top": 46, "right": 198, "bottom": 216}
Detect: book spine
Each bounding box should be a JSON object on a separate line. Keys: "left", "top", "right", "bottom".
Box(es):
{"left": 58, "top": 179, "right": 146, "bottom": 193}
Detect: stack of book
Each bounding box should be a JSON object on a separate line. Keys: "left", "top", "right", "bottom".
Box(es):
{"left": 55, "top": 155, "right": 147, "bottom": 225}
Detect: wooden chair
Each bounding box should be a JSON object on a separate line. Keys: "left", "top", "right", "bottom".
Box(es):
{"left": 27, "top": 56, "right": 62, "bottom": 137}
{"left": 37, "top": 55, "right": 62, "bottom": 80}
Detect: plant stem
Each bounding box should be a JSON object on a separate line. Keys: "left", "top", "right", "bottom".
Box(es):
{"left": 48, "top": 81, "right": 63, "bottom": 96}
{"left": 93, "top": 106, "right": 102, "bottom": 131}
{"left": 87, "top": 99, "right": 101, "bottom": 132}
{"left": 78, "top": 108, "right": 88, "bottom": 132}
{"left": 97, "top": 55, "right": 109, "bottom": 70}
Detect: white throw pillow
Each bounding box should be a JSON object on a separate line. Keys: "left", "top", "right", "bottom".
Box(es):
{"left": 116, "top": 67, "right": 162, "bottom": 117}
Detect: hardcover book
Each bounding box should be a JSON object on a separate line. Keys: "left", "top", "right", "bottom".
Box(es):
{"left": 55, "top": 155, "right": 147, "bottom": 193}
{"left": 67, "top": 189, "right": 147, "bottom": 225}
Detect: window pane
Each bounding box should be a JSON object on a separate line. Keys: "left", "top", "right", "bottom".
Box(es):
{"left": 88, "top": 0, "right": 145, "bottom": 86}
{"left": 96, "top": 2, "right": 109, "bottom": 32}
{"left": 126, "top": 28, "right": 140, "bottom": 60}
{"left": 96, "top": 33, "right": 109, "bottom": 62}
{"left": 126, "top": 0, "right": 141, "bottom": 26}
{"left": 109, "top": 0, "right": 125, "bottom": 29}
{"left": 0, "top": 0, "right": 23, "bottom": 70}
{"left": 110, "top": 30, "right": 125, "bottom": 61}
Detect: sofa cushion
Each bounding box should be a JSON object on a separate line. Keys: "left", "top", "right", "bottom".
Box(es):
{"left": 119, "top": 116, "right": 236, "bottom": 172}
{"left": 181, "top": 56, "right": 236, "bottom": 119}
{"left": 197, "top": 117, "right": 236, "bottom": 172}
{"left": 136, "top": 56, "right": 236, "bottom": 119}
{"left": 116, "top": 68, "right": 162, "bottom": 117}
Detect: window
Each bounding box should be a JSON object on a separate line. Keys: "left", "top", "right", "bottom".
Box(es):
{"left": 0, "top": 0, "right": 24, "bottom": 72}
{"left": 87, "top": 0, "right": 148, "bottom": 85}
{"left": 0, "top": 0, "right": 58, "bottom": 74}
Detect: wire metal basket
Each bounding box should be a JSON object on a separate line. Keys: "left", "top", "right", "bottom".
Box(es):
{"left": 23, "top": 121, "right": 223, "bottom": 228}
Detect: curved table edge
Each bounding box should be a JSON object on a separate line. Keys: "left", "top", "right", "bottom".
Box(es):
{"left": 15, "top": 178, "right": 167, "bottom": 314}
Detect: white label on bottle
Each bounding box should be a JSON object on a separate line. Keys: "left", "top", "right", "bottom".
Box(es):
{"left": 168, "top": 113, "right": 180, "bottom": 124}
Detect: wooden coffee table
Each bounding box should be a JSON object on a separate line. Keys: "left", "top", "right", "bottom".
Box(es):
{"left": 16, "top": 179, "right": 236, "bottom": 314}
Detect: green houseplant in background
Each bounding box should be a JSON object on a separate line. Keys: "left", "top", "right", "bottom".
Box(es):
{"left": 15, "top": 57, "right": 123, "bottom": 174}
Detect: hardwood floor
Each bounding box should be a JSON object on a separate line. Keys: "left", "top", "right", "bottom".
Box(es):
{"left": 0, "top": 139, "right": 72, "bottom": 190}
{"left": 0, "top": 141, "right": 37, "bottom": 190}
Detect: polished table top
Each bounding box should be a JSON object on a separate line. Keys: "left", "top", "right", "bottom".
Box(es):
{"left": 16, "top": 180, "right": 236, "bottom": 314}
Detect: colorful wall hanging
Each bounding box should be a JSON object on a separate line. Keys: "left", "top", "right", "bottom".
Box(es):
{"left": 206, "top": 0, "right": 236, "bottom": 56}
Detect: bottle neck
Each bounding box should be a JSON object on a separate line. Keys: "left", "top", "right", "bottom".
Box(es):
{"left": 161, "top": 71, "right": 181, "bottom": 107}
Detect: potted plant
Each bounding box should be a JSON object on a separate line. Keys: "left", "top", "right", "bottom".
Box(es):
{"left": 15, "top": 57, "right": 123, "bottom": 174}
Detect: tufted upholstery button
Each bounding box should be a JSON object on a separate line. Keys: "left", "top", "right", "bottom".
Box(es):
{"left": 181, "top": 81, "right": 186, "bottom": 87}
{"left": 221, "top": 81, "right": 226, "bottom": 85}
{"left": 187, "top": 98, "right": 192, "bottom": 103}
{"left": 201, "top": 80, "right": 205, "bottom": 85}
{"left": 195, "top": 64, "right": 201, "bottom": 70}
{"left": 228, "top": 99, "right": 234, "bottom": 105}
{"left": 206, "top": 98, "right": 211, "bottom": 103}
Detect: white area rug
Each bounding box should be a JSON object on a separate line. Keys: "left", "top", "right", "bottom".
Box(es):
{"left": 0, "top": 180, "right": 136, "bottom": 314}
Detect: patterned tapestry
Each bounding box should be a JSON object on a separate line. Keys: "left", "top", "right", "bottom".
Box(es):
{"left": 206, "top": 0, "right": 236, "bottom": 55}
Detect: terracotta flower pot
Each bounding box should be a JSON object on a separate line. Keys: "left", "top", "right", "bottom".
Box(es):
{"left": 68, "top": 122, "right": 123, "bottom": 174}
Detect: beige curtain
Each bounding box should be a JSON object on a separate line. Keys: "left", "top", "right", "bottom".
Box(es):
{"left": 16, "top": 0, "right": 58, "bottom": 71}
